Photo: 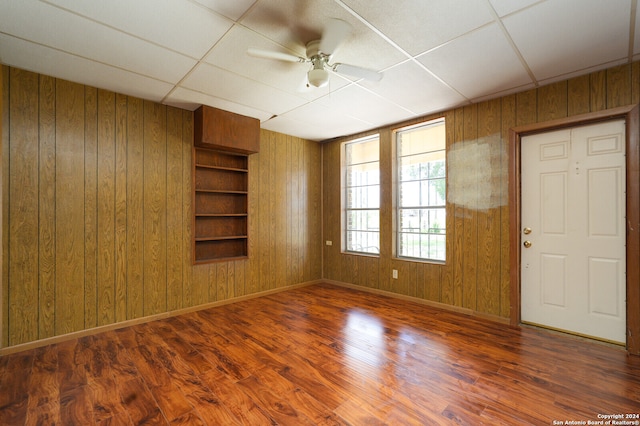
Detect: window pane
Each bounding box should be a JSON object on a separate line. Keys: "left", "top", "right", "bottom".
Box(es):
{"left": 428, "top": 159, "right": 446, "bottom": 178}
{"left": 399, "top": 161, "right": 421, "bottom": 182}
{"left": 398, "top": 232, "right": 420, "bottom": 258}
{"left": 346, "top": 210, "right": 379, "bottom": 232}
{"left": 399, "top": 208, "right": 445, "bottom": 234}
{"left": 346, "top": 231, "right": 379, "bottom": 254}
{"left": 420, "top": 208, "right": 446, "bottom": 234}
{"left": 398, "top": 124, "right": 445, "bottom": 156}
{"left": 398, "top": 230, "right": 446, "bottom": 260}
{"left": 399, "top": 209, "right": 420, "bottom": 232}
{"left": 399, "top": 152, "right": 444, "bottom": 180}
{"left": 346, "top": 185, "right": 380, "bottom": 209}
{"left": 399, "top": 181, "right": 421, "bottom": 207}
{"left": 344, "top": 135, "right": 380, "bottom": 255}
{"left": 396, "top": 119, "right": 446, "bottom": 261}
{"left": 426, "top": 234, "right": 446, "bottom": 261}
{"left": 421, "top": 178, "right": 446, "bottom": 206}
{"left": 346, "top": 162, "right": 379, "bottom": 187}
{"left": 346, "top": 138, "right": 379, "bottom": 163}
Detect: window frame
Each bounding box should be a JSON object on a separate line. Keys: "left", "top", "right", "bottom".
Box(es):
{"left": 394, "top": 118, "right": 447, "bottom": 263}
{"left": 341, "top": 134, "right": 381, "bottom": 256}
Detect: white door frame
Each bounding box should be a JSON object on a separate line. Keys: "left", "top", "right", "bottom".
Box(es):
{"left": 509, "top": 105, "right": 640, "bottom": 355}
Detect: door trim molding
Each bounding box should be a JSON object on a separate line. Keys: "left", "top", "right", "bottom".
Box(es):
{"left": 509, "top": 105, "right": 640, "bottom": 355}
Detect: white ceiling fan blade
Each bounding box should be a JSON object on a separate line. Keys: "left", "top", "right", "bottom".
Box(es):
{"left": 247, "top": 48, "right": 305, "bottom": 63}
{"left": 333, "top": 63, "right": 383, "bottom": 82}
{"left": 319, "top": 18, "right": 351, "bottom": 56}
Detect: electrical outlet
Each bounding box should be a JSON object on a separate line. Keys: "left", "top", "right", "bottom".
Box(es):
{"left": 325, "top": 240, "right": 333, "bottom": 246}
{"left": 392, "top": 269, "right": 398, "bottom": 279}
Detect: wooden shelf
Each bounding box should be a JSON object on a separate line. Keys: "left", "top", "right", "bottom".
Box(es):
{"left": 194, "top": 238, "right": 248, "bottom": 263}
{"left": 195, "top": 213, "right": 248, "bottom": 217}
{"left": 195, "top": 164, "right": 248, "bottom": 173}
{"left": 192, "top": 106, "right": 258, "bottom": 264}
{"left": 195, "top": 235, "right": 248, "bottom": 242}
{"left": 195, "top": 189, "right": 248, "bottom": 194}
{"left": 193, "top": 147, "right": 250, "bottom": 263}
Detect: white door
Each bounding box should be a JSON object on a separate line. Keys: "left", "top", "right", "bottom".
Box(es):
{"left": 521, "top": 120, "right": 626, "bottom": 344}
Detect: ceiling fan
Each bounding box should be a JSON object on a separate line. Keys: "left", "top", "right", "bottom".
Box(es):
{"left": 247, "top": 19, "right": 383, "bottom": 88}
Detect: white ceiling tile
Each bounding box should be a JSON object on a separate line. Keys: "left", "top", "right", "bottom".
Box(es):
{"left": 164, "top": 87, "right": 273, "bottom": 121}
{"left": 487, "top": 0, "right": 541, "bottom": 17}
{"left": 470, "top": 82, "right": 536, "bottom": 104}
{"left": 1, "top": 0, "right": 197, "bottom": 83}
{"left": 503, "top": 0, "right": 630, "bottom": 81}
{"left": 43, "top": 0, "right": 235, "bottom": 59}
{"left": 417, "top": 24, "right": 532, "bottom": 99}
{"left": 536, "top": 57, "right": 629, "bottom": 87}
{"left": 341, "top": 0, "right": 494, "bottom": 56}
{"left": 315, "top": 84, "right": 414, "bottom": 127}
{"left": 0, "top": 34, "right": 173, "bottom": 102}
{"left": 181, "top": 62, "right": 308, "bottom": 115}
{"left": 261, "top": 115, "right": 333, "bottom": 141}
{"left": 276, "top": 101, "right": 373, "bottom": 139}
{"left": 192, "top": 0, "right": 258, "bottom": 21}
{"left": 362, "top": 61, "right": 467, "bottom": 116}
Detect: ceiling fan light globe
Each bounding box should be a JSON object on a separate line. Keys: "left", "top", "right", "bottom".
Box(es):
{"left": 308, "top": 68, "right": 329, "bottom": 87}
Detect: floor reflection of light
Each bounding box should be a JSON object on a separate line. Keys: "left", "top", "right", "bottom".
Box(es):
{"left": 395, "top": 325, "right": 452, "bottom": 386}
{"left": 341, "top": 309, "right": 458, "bottom": 388}
{"left": 339, "top": 309, "right": 462, "bottom": 414}
{"left": 344, "top": 310, "right": 386, "bottom": 373}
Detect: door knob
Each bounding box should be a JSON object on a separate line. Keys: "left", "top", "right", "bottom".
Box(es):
{"left": 523, "top": 240, "right": 532, "bottom": 248}
{"left": 523, "top": 227, "right": 532, "bottom": 235}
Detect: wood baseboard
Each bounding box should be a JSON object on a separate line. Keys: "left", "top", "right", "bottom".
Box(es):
{"left": 322, "top": 279, "right": 511, "bottom": 326}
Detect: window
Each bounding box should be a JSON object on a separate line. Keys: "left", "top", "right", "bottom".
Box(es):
{"left": 343, "top": 135, "right": 380, "bottom": 255}
{"left": 396, "top": 119, "right": 446, "bottom": 261}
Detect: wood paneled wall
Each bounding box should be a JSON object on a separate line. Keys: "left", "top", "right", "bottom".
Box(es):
{"left": 1, "top": 66, "right": 322, "bottom": 348}
{"left": 323, "top": 62, "right": 640, "bottom": 320}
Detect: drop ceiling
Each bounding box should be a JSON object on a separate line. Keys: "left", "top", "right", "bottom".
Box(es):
{"left": 1, "top": 0, "right": 638, "bottom": 141}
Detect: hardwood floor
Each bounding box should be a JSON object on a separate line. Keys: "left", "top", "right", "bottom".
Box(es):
{"left": 1, "top": 283, "right": 639, "bottom": 425}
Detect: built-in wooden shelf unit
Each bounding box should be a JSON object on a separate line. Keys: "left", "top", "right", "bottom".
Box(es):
{"left": 193, "top": 106, "right": 259, "bottom": 264}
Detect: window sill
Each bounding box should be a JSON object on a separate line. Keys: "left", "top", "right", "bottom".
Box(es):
{"left": 341, "top": 250, "right": 380, "bottom": 258}
{"left": 393, "top": 256, "right": 446, "bottom": 265}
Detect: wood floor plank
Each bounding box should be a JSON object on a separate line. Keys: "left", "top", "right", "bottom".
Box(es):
{"left": 1, "top": 283, "right": 639, "bottom": 425}
{"left": 0, "top": 350, "right": 34, "bottom": 425}
{"left": 146, "top": 380, "right": 193, "bottom": 423}
{"left": 199, "top": 368, "right": 275, "bottom": 425}
{"left": 277, "top": 350, "right": 348, "bottom": 411}
{"left": 26, "top": 345, "right": 58, "bottom": 410}
{"left": 235, "top": 374, "right": 316, "bottom": 426}
{"left": 95, "top": 410, "right": 133, "bottom": 425}
{"left": 333, "top": 399, "right": 388, "bottom": 426}
{"left": 118, "top": 377, "right": 167, "bottom": 425}
{"left": 170, "top": 410, "right": 206, "bottom": 425}
{"left": 88, "top": 376, "right": 127, "bottom": 423}
{"left": 24, "top": 400, "right": 61, "bottom": 426}
{"left": 175, "top": 379, "right": 241, "bottom": 426}
{"left": 60, "top": 385, "right": 94, "bottom": 425}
